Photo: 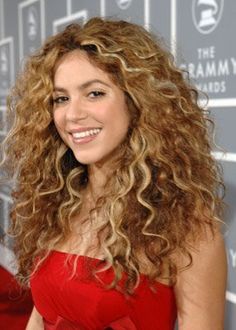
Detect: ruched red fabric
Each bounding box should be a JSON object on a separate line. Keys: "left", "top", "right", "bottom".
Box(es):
{"left": 30, "top": 251, "right": 177, "bottom": 330}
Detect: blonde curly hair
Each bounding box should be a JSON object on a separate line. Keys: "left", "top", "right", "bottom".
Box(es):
{"left": 1, "top": 17, "right": 224, "bottom": 293}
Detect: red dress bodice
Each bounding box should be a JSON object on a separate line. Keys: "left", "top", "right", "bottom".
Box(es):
{"left": 30, "top": 251, "right": 177, "bottom": 329}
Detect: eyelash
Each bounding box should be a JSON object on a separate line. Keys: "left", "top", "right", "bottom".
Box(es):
{"left": 52, "top": 96, "right": 69, "bottom": 104}
{"left": 88, "top": 91, "right": 106, "bottom": 98}
{"left": 52, "top": 91, "right": 106, "bottom": 105}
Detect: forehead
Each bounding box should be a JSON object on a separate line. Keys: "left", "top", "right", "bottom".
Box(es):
{"left": 53, "top": 49, "right": 120, "bottom": 89}
{"left": 54, "top": 50, "right": 103, "bottom": 77}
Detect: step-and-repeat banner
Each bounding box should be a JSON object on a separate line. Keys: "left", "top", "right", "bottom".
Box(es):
{"left": 0, "top": 0, "right": 235, "bottom": 328}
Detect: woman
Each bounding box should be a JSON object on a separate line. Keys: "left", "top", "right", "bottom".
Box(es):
{"left": 2, "top": 18, "right": 227, "bottom": 329}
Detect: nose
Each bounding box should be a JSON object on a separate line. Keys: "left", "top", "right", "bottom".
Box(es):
{"left": 66, "top": 98, "right": 88, "bottom": 122}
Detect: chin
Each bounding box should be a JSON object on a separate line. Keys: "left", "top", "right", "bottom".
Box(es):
{"left": 73, "top": 150, "right": 114, "bottom": 167}
{"left": 73, "top": 154, "right": 104, "bottom": 166}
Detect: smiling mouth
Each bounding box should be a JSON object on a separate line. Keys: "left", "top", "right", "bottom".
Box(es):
{"left": 71, "top": 128, "right": 102, "bottom": 140}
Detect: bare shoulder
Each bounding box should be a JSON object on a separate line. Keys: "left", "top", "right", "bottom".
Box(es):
{"left": 174, "top": 227, "right": 227, "bottom": 330}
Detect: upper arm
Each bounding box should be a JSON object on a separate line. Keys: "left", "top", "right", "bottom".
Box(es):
{"left": 25, "top": 306, "right": 43, "bottom": 330}
{"left": 174, "top": 230, "right": 227, "bottom": 330}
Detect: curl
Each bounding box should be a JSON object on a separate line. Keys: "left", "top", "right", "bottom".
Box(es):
{"left": 1, "top": 17, "right": 225, "bottom": 292}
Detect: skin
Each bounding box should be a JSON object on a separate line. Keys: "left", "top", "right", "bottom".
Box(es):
{"left": 25, "top": 306, "right": 43, "bottom": 330}
{"left": 26, "top": 50, "right": 227, "bottom": 329}
{"left": 27, "top": 231, "right": 227, "bottom": 329}
{"left": 53, "top": 50, "right": 130, "bottom": 196}
{"left": 174, "top": 229, "right": 227, "bottom": 329}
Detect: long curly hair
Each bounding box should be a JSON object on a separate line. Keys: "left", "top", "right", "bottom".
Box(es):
{"left": 1, "top": 17, "right": 224, "bottom": 293}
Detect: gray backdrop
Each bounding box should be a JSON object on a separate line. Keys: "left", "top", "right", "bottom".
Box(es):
{"left": 0, "top": 1, "right": 235, "bottom": 328}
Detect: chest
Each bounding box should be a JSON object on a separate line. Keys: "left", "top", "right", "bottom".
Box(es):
{"left": 30, "top": 251, "right": 177, "bottom": 329}
{"left": 54, "top": 205, "right": 105, "bottom": 258}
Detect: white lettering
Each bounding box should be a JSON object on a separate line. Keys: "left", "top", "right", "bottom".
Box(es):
{"left": 197, "top": 46, "right": 215, "bottom": 60}
{"left": 205, "top": 62, "right": 216, "bottom": 77}
{"left": 196, "top": 80, "right": 226, "bottom": 94}
{"left": 221, "top": 81, "right": 226, "bottom": 93}
{"left": 231, "top": 57, "right": 236, "bottom": 74}
{"left": 218, "top": 60, "right": 229, "bottom": 76}
{"left": 196, "top": 62, "right": 204, "bottom": 78}
{"left": 181, "top": 57, "right": 236, "bottom": 81}
{"left": 188, "top": 63, "right": 196, "bottom": 78}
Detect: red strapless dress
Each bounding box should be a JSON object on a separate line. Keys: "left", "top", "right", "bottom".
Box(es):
{"left": 30, "top": 251, "right": 177, "bottom": 330}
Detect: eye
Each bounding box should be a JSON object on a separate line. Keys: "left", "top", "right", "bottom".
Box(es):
{"left": 88, "top": 91, "right": 105, "bottom": 99}
{"left": 53, "top": 96, "right": 69, "bottom": 105}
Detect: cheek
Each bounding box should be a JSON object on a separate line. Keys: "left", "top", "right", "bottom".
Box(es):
{"left": 108, "top": 113, "right": 130, "bottom": 142}
{"left": 53, "top": 113, "right": 68, "bottom": 144}
{"left": 53, "top": 111, "right": 64, "bottom": 131}
{"left": 118, "top": 108, "right": 130, "bottom": 133}
{"left": 104, "top": 102, "right": 130, "bottom": 129}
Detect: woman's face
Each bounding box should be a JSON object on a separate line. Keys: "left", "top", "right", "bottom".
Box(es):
{"left": 53, "top": 50, "right": 130, "bottom": 166}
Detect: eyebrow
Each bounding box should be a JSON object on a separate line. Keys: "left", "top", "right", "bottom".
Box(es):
{"left": 53, "top": 79, "right": 111, "bottom": 92}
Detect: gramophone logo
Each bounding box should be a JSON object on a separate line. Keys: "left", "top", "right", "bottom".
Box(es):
{"left": 192, "top": 0, "right": 224, "bottom": 34}
{"left": 116, "top": 0, "right": 132, "bottom": 10}
{"left": 27, "top": 6, "right": 38, "bottom": 41}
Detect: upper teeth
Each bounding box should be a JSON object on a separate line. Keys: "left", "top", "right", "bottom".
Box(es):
{"left": 72, "top": 128, "right": 101, "bottom": 139}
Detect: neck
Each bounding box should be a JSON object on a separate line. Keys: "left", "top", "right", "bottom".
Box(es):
{"left": 87, "top": 163, "right": 109, "bottom": 200}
